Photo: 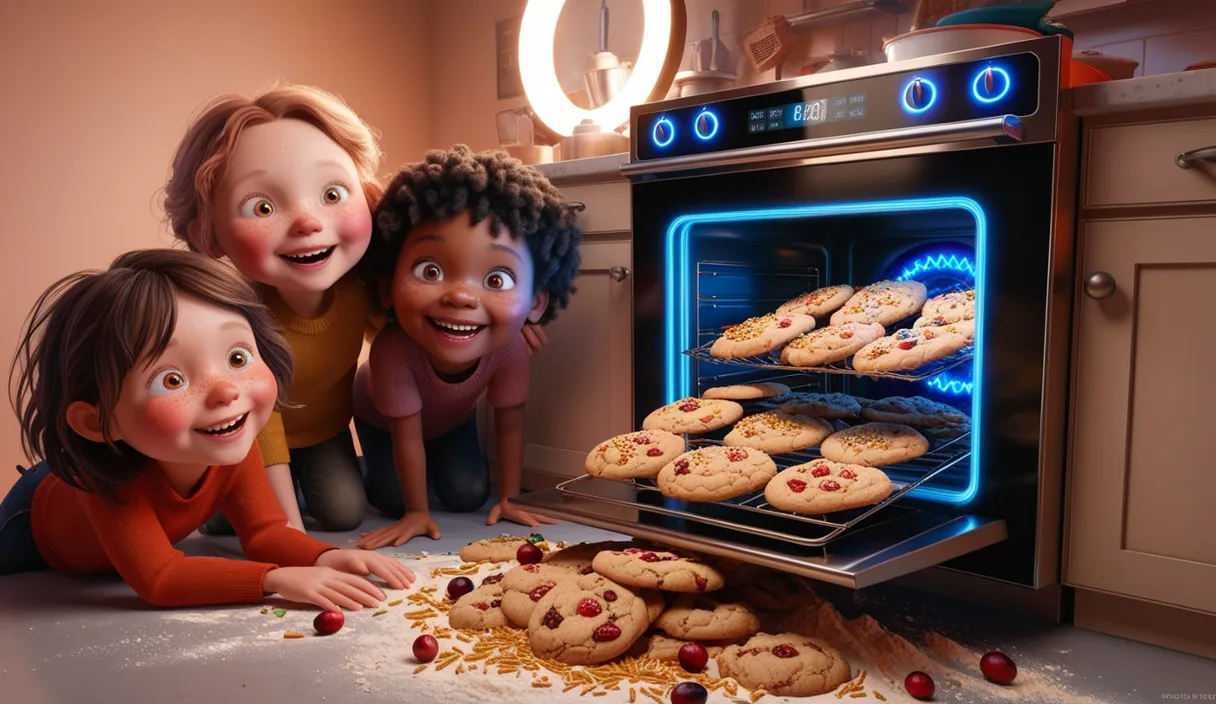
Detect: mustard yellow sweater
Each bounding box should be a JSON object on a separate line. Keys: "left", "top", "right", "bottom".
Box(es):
{"left": 257, "top": 276, "right": 370, "bottom": 466}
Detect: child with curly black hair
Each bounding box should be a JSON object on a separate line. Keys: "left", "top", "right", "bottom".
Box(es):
{"left": 350, "top": 146, "right": 582, "bottom": 548}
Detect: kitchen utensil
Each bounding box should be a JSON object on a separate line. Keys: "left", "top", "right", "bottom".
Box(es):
{"left": 582, "top": 0, "right": 634, "bottom": 109}
{"left": 883, "top": 24, "right": 1040, "bottom": 63}
{"left": 936, "top": 2, "right": 1073, "bottom": 38}
{"left": 1075, "top": 50, "right": 1138, "bottom": 80}
{"left": 694, "top": 10, "right": 731, "bottom": 72}
{"left": 495, "top": 107, "right": 535, "bottom": 147}
{"left": 672, "top": 69, "right": 737, "bottom": 97}
{"left": 743, "top": 15, "right": 795, "bottom": 73}
{"left": 817, "top": 50, "right": 878, "bottom": 73}
{"left": 559, "top": 119, "right": 629, "bottom": 160}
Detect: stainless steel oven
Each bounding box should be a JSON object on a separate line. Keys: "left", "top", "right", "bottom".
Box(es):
{"left": 517, "top": 36, "right": 1078, "bottom": 614}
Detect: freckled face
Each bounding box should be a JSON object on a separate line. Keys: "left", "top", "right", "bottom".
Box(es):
{"left": 109, "top": 294, "right": 279, "bottom": 468}
{"left": 210, "top": 118, "right": 372, "bottom": 294}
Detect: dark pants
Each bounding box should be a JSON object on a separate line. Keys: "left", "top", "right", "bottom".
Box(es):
{"left": 355, "top": 416, "right": 491, "bottom": 517}
{"left": 0, "top": 462, "right": 51, "bottom": 576}
{"left": 201, "top": 429, "right": 368, "bottom": 535}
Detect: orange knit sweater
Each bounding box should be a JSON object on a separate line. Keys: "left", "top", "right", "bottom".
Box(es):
{"left": 30, "top": 443, "right": 335, "bottom": 607}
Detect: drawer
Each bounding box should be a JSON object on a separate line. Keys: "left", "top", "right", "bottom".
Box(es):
{"left": 561, "top": 182, "right": 631, "bottom": 234}
{"left": 1084, "top": 117, "right": 1216, "bottom": 208}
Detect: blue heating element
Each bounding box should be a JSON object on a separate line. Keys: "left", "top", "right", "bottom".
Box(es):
{"left": 925, "top": 374, "right": 975, "bottom": 396}
{"left": 894, "top": 252, "right": 977, "bottom": 398}
{"left": 664, "top": 197, "right": 985, "bottom": 505}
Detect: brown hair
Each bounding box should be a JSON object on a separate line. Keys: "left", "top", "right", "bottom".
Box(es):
{"left": 8, "top": 249, "right": 295, "bottom": 501}
{"left": 162, "top": 83, "right": 384, "bottom": 254}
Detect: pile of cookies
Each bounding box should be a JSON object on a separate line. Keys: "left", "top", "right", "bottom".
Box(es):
{"left": 447, "top": 537, "right": 854, "bottom": 698}
{"left": 708, "top": 281, "right": 976, "bottom": 374}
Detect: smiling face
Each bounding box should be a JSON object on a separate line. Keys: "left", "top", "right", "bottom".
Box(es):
{"left": 208, "top": 118, "right": 372, "bottom": 294}
{"left": 388, "top": 211, "right": 547, "bottom": 375}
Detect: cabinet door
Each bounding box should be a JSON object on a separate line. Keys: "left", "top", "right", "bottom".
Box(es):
{"left": 1066, "top": 216, "right": 1216, "bottom": 615}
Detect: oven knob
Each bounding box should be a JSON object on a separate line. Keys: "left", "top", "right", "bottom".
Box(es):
{"left": 694, "top": 109, "right": 720, "bottom": 140}
{"left": 652, "top": 116, "right": 675, "bottom": 148}
{"left": 902, "top": 77, "right": 938, "bottom": 114}
{"left": 972, "top": 65, "right": 1012, "bottom": 103}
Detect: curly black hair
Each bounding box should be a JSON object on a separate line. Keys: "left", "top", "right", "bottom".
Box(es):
{"left": 360, "top": 145, "right": 582, "bottom": 325}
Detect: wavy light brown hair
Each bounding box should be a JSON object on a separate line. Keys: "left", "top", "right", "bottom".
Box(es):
{"left": 162, "top": 83, "right": 384, "bottom": 254}
{"left": 9, "top": 249, "right": 294, "bottom": 501}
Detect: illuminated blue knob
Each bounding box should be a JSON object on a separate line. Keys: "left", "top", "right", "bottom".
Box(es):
{"left": 652, "top": 116, "right": 675, "bottom": 147}
{"left": 902, "top": 77, "right": 937, "bottom": 114}
{"left": 972, "top": 65, "right": 1011, "bottom": 103}
{"left": 694, "top": 109, "right": 719, "bottom": 140}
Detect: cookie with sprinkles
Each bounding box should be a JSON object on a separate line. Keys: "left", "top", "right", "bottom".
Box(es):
{"left": 655, "top": 445, "right": 778, "bottom": 502}
{"left": 723, "top": 410, "right": 833, "bottom": 454}
{"left": 710, "top": 312, "right": 817, "bottom": 359}
{"left": 585, "top": 429, "right": 686, "bottom": 480}
{"left": 448, "top": 583, "right": 511, "bottom": 630}
{"left": 859, "top": 395, "right": 969, "bottom": 428}
{"left": 851, "top": 320, "right": 973, "bottom": 373}
{"left": 780, "top": 322, "right": 887, "bottom": 367}
{"left": 641, "top": 397, "right": 744, "bottom": 435}
{"left": 828, "top": 279, "right": 927, "bottom": 327}
{"left": 820, "top": 422, "right": 928, "bottom": 466}
{"left": 591, "top": 547, "right": 726, "bottom": 593}
{"left": 701, "top": 382, "right": 791, "bottom": 400}
{"left": 764, "top": 458, "right": 893, "bottom": 514}
{"left": 775, "top": 284, "right": 855, "bottom": 318}
{"left": 914, "top": 288, "right": 976, "bottom": 328}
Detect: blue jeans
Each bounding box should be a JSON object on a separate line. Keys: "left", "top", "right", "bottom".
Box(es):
{"left": 0, "top": 462, "right": 51, "bottom": 576}
{"left": 356, "top": 417, "right": 490, "bottom": 517}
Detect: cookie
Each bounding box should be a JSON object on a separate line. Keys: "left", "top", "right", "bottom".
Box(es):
{"left": 851, "top": 322, "right": 973, "bottom": 372}
{"left": 775, "top": 285, "right": 855, "bottom": 318}
{"left": 459, "top": 535, "right": 546, "bottom": 563}
{"left": 592, "top": 547, "right": 726, "bottom": 593}
{"left": 656, "top": 445, "right": 778, "bottom": 502}
{"left": 629, "top": 631, "right": 735, "bottom": 661}
{"left": 859, "top": 395, "right": 969, "bottom": 428}
{"left": 642, "top": 397, "right": 744, "bottom": 435}
{"left": 448, "top": 584, "right": 510, "bottom": 630}
{"left": 585, "top": 429, "right": 686, "bottom": 480}
{"left": 718, "top": 633, "right": 852, "bottom": 697}
{"left": 777, "top": 392, "right": 863, "bottom": 420}
{"left": 702, "top": 382, "right": 791, "bottom": 401}
{"left": 642, "top": 589, "right": 665, "bottom": 624}
{"left": 723, "top": 411, "right": 833, "bottom": 454}
{"left": 527, "top": 573, "right": 650, "bottom": 665}
{"left": 922, "top": 421, "right": 972, "bottom": 447}
{"left": 820, "top": 422, "right": 929, "bottom": 467}
{"left": 500, "top": 563, "right": 578, "bottom": 627}
{"left": 710, "top": 313, "right": 817, "bottom": 359}
{"left": 544, "top": 540, "right": 635, "bottom": 575}
{"left": 829, "top": 280, "right": 928, "bottom": 327}
{"left": 765, "top": 459, "right": 893, "bottom": 514}
{"left": 655, "top": 594, "right": 761, "bottom": 641}
{"left": 914, "top": 288, "right": 976, "bottom": 328}
{"left": 779, "top": 322, "right": 886, "bottom": 368}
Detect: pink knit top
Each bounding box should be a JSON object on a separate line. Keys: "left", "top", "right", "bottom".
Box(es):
{"left": 352, "top": 322, "right": 530, "bottom": 439}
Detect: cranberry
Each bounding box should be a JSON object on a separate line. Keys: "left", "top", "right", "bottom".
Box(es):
{"left": 446, "top": 577, "right": 474, "bottom": 600}
{"left": 481, "top": 574, "right": 504, "bottom": 586}
{"left": 313, "top": 610, "right": 344, "bottom": 635}
{"left": 787, "top": 478, "right": 807, "bottom": 493}
{"left": 839, "top": 331, "right": 854, "bottom": 339}
{"left": 726, "top": 448, "right": 748, "bottom": 462}
{"left": 529, "top": 583, "right": 556, "bottom": 602}
{"left": 694, "top": 576, "right": 708, "bottom": 591}
{"left": 524, "top": 564, "right": 541, "bottom": 573}
{"left": 819, "top": 479, "right": 841, "bottom": 492}
{"left": 592, "top": 623, "right": 622, "bottom": 642}
{"left": 771, "top": 644, "right": 799, "bottom": 658}
{"left": 576, "top": 598, "right": 602, "bottom": 617}
{"left": 778, "top": 318, "right": 792, "bottom": 328}
{"left": 624, "top": 548, "right": 643, "bottom": 554}
{"left": 603, "top": 590, "right": 618, "bottom": 602}
{"left": 475, "top": 602, "right": 490, "bottom": 611}
{"left": 671, "top": 681, "right": 708, "bottom": 704}
{"left": 811, "top": 465, "right": 830, "bottom": 477}
{"left": 678, "top": 643, "right": 709, "bottom": 672}
{"left": 905, "top": 671, "right": 935, "bottom": 700}
{"left": 677, "top": 399, "right": 700, "bottom": 412}
{"left": 840, "top": 469, "right": 856, "bottom": 480}
{"left": 980, "top": 651, "right": 1017, "bottom": 685}
{"left": 412, "top": 634, "right": 439, "bottom": 663}
{"left": 639, "top": 552, "right": 662, "bottom": 562}
{"left": 516, "top": 543, "right": 544, "bottom": 565}
{"left": 580, "top": 566, "right": 595, "bottom": 575}
{"left": 647, "top": 447, "right": 663, "bottom": 457}
{"left": 673, "top": 459, "right": 691, "bottom": 476}
{"left": 633, "top": 435, "right": 652, "bottom": 444}
{"left": 898, "top": 340, "right": 918, "bottom": 350}
{"left": 541, "top": 607, "right": 564, "bottom": 629}
{"left": 491, "top": 599, "right": 501, "bottom": 608}
{"left": 699, "top": 414, "right": 715, "bottom": 423}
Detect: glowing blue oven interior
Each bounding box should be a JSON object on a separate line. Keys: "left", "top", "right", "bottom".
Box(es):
{"left": 663, "top": 197, "right": 985, "bottom": 505}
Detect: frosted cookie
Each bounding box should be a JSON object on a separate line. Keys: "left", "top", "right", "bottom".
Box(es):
{"left": 592, "top": 547, "right": 726, "bottom": 593}
{"left": 459, "top": 535, "right": 548, "bottom": 563}
{"left": 779, "top": 322, "right": 886, "bottom": 368}
{"left": 710, "top": 313, "right": 817, "bottom": 359}
{"left": 851, "top": 321, "right": 973, "bottom": 373}
{"left": 775, "top": 284, "right": 854, "bottom": 318}
{"left": 500, "top": 563, "right": 578, "bottom": 628}
{"left": 820, "top": 422, "right": 929, "bottom": 467}
{"left": 702, "top": 382, "right": 791, "bottom": 400}
{"left": 448, "top": 584, "right": 510, "bottom": 630}
{"left": 777, "top": 392, "right": 864, "bottom": 420}
{"left": 859, "top": 395, "right": 969, "bottom": 428}
{"left": 585, "top": 429, "right": 686, "bottom": 480}
{"left": 528, "top": 573, "right": 650, "bottom": 665}
{"left": 656, "top": 446, "right": 778, "bottom": 502}
{"left": 914, "top": 288, "right": 976, "bottom": 328}
{"left": 655, "top": 594, "right": 761, "bottom": 641}
{"left": 723, "top": 410, "right": 833, "bottom": 454}
{"left": 642, "top": 397, "right": 744, "bottom": 435}
{"left": 718, "top": 633, "right": 852, "bottom": 697}
{"left": 629, "top": 631, "right": 734, "bottom": 661}
{"left": 829, "top": 280, "right": 928, "bottom": 327}
{"left": 765, "top": 459, "right": 893, "bottom": 514}
{"left": 544, "top": 540, "right": 635, "bottom": 575}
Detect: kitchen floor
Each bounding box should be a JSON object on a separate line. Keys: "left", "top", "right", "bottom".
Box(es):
{"left": 1, "top": 508, "right": 1212, "bottom": 704}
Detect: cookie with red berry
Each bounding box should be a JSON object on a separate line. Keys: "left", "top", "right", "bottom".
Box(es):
{"left": 543, "top": 540, "right": 635, "bottom": 575}
{"left": 764, "top": 459, "right": 893, "bottom": 514}
{"left": 829, "top": 279, "right": 927, "bottom": 327}
{"left": 448, "top": 583, "right": 510, "bottom": 630}
{"left": 526, "top": 573, "right": 650, "bottom": 665}
{"left": 710, "top": 312, "right": 817, "bottom": 359}
{"left": 718, "top": 632, "right": 852, "bottom": 697}
{"left": 775, "top": 284, "right": 855, "bottom": 319}
{"left": 655, "top": 593, "right": 761, "bottom": 641}
{"left": 820, "top": 423, "right": 928, "bottom": 467}
{"left": 591, "top": 547, "right": 726, "bottom": 593}
{"left": 459, "top": 535, "right": 551, "bottom": 563}
{"left": 914, "top": 288, "right": 975, "bottom": 328}
{"left": 723, "top": 410, "right": 833, "bottom": 454}
{"left": 642, "top": 397, "right": 744, "bottom": 435}
{"left": 851, "top": 320, "right": 974, "bottom": 373}
{"left": 628, "top": 631, "right": 735, "bottom": 662}
{"left": 499, "top": 563, "right": 579, "bottom": 627}
{"left": 702, "top": 382, "right": 791, "bottom": 401}
{"left": 656, "top": 446, "right": 778, "bottom": 502}
{"left": 780, "top": 322, "right": 887, "bottom": 368}
{"left": 585, "top": 429, "right": 687, "bottom": 480}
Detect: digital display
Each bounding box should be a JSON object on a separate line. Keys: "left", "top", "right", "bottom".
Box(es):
{"left": 747, "top": 93, "right": 867, "bottom": 133}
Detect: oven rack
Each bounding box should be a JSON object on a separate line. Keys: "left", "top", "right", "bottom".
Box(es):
{"left": 683, "top": 338, "right": 974, "bottom": 382}
{"left": 556, "top": 432, "right": 971, "bottom": 548}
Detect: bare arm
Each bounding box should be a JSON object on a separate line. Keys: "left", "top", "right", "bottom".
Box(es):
{"left": 355, "top": 412, "right": 440, "bottom": 548}
{"left": 264, "top": 462, "right": 304, "bottom": 532}
{"left": 486, "top": 403, "right": 555, "bottom": 528}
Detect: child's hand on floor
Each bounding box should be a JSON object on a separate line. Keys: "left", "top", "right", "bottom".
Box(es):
{"left": 522, "top": 324, "right": 548, "bottom": 355}
{"left": 262, "top": 566, "right": 385, "bottom": 612}
{"left": 316, "top": 548, "right": 416, "bottom": 589}
{"left": 487, "top": 500, "right": 558, "bottom": 529}
{"left": 356, "top": 510, "right": 441, "bottom": 549}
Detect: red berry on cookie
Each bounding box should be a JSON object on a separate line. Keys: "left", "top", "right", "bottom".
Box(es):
{"left": 592, "top": 623, "right": 622, "bottom": 641}
{"left": 787, "top": 478, "right": 807, "bottom": 493}
{"left": 576, "top": 598, "right": 603, "bottom": 618}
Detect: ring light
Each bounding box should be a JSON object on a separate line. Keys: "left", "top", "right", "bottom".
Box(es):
{"left": 518, "top": 0, "right": 686, "bottom": 137}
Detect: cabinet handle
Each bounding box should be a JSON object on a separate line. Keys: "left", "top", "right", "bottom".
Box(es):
{"left": 1084, "top": 271, "right": 1115, "bottom": 300}
{"left": 608, "top": 266, "right": 630, "bottom": 282}
{"left": 1175, "top": 145, "right": 1216, "bottom": 168}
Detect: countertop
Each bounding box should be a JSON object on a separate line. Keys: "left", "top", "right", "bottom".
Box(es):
{"left": 2, "top": 506, "right": 1213, "bottom": 703}
{"left": 1072, "top": 68, "right": 1216, "bottom": 116}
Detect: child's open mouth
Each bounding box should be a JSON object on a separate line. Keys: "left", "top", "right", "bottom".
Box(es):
{"left": 195, "top": 413, "right": 249, "bottom": 437}
{"left": 428, "top": 317, "right": 486, "bottom": 341}
{"left": 280, "top": 246, "right": 336, "bottom": 267}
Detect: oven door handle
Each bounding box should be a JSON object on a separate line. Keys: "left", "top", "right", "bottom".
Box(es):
{"left": 619, "top": 115, "right": 1025, "bottom": 178}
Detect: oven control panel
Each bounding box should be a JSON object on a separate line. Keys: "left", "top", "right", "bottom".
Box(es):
{"left": 634, "top": 51, "right": 1041, "bottom": 161}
